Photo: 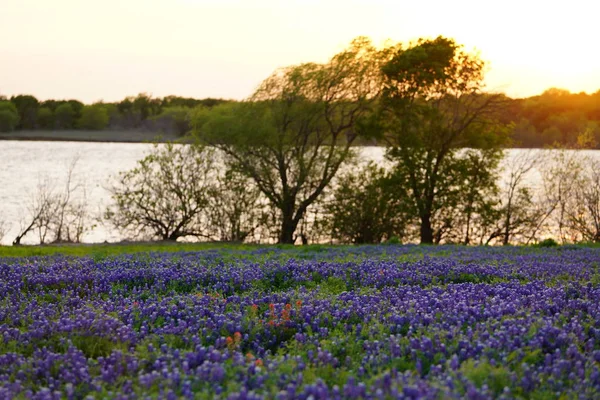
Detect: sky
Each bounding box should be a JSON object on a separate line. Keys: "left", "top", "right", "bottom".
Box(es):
{"left": 1, "top": 0, "right": 600, "bottom": 103}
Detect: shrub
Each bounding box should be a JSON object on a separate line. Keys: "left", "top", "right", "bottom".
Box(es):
{"left": 320, "top": 162, "right": 412, "bottom": 244}
{"left": 536, "top": 238, "right": 559, "bottom": 247}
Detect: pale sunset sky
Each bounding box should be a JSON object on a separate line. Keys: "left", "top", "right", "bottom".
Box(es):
{"left": 1, "top": 0, "right": 599, "bottom": 103}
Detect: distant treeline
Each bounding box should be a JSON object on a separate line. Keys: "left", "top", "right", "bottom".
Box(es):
{"left": 0, "top": 94, "right": 230, "bottom": 136}
{"left": 1, "top": 89, "right": 600, "bottom": 148}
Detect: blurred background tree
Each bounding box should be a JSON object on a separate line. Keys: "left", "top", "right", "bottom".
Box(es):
{"left": 0, "top": 101, "right": 20, "bottom": 132}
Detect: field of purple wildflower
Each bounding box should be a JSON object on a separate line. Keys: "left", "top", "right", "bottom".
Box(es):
{"left": 1, "top": 245, "right": 600, "bottom": 399}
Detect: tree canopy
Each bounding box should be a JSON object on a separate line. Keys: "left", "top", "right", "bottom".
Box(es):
{"left": 380, "top": 36, "right": 510, "bottom": 244}
{"left": 193, "top": 37, "right": 386, "bottom": 243}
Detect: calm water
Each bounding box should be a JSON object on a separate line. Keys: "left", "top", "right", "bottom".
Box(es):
{"left": 1, "top": 140, "right": 598, "bottom": 245}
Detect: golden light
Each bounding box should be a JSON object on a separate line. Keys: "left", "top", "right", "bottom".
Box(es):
{"left": 0, "top": 0, "right": 598, "bottom": 101}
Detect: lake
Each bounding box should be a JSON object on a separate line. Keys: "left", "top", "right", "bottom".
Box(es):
{"left": 1, "top": 140, "right": 598, "bottom": 245}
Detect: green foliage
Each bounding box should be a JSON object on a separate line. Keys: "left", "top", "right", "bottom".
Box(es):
{"left": 0, "top": 101, "right": 20, "bottom": 132}
{"left": 71, "top": 334, "right": 119, "bottom": 358}
{"left": 381, "top": 36, "right": 509, "bottom": 244}
{"left": 36, "top": 106, "right": 54, "bottom": 129}
{"left": 320, "top": 276, "right": 348, "bottom": 295}
{"left": 106, "top": 142, "right": 217, "bottom": 241}
{"left": 78, "top": 104, "right": 109, "bottom": 130}
{"left": 193, "top": 37, "right": 386, "bottom": 244}
{"left": 460, "top": 359, "right": 511, "bottom": 396}
{"left": 10, "top": 94, "right": 39, "bottom": 129}
{"left": 2, "top": 85, "right": 600, "bottom": 149}
{"left": 512, "top": 88, "right": 600, "bottom": 148}
{"left": 55, "top": 103, "right": 76, "bottom": 129}
{"left": 321, "top": 162, "right": 412, "bottom": 244}
{"left": 152, "top": 106, "right": 191, "bottom": 136}
{"left": 536, "top": 238, "right": 559, "bottom": 247}
{"left": 384, "top": 236, "right": 402, "bottom": 245}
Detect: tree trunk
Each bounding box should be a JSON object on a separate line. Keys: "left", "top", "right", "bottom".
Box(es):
{"left": 463, "top": 213, "right": 471, "bottom": 245}
{"left": 278, "top": 198, "right": 300, "bottom": 244}
{"left": 420, "top": 214, "right": 434, "bottom": 244}
{"left": 279, "top": 217, "right": 297, "bottom": 244}
{"left": 13, "top": 221, "right": 36, "bottom": 246}
{"left": 502, "top": 213, "right": 511, "bottom": 246}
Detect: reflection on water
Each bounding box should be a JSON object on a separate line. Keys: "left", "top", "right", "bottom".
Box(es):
{"left": 0, "top": 140, "right": 598, "bottom": 244}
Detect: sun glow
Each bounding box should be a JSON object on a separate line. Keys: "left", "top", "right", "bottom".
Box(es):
{"left": 1, "top": 0, "right": 599, "bottom": 102}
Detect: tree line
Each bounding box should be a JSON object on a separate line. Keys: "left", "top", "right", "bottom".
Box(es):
{"left": 0, "top": 94, "right": 228, "bottom": 134}
{"left": 2, "top": 36, "right": 600, "bottom": 246}
{"left": 1, "top": 85, "right": 600, "bottom": 149}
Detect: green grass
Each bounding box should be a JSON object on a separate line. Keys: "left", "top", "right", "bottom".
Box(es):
{"left": 0, "top": 241, "right": 351, "bottom": 259}
{"left": 0, "top": 241, "right": 257, "bottom": 258}
{"left": 2, "top": 240, "right": 598, "bottom": 259}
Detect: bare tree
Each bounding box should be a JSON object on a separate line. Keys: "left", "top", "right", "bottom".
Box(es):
{"left": 565, "top": 160, "right": 600, "bottom": 242}
{"left": 52, "top": 156, "right": 94, "bottom": 243}
{"left": 13, "top": 178, "right": 57, "bottom": 245}
{"left": 0, "top": 218, "right": 8, "bottom": 245}
{"left": 538, "top": 149, "right": 586, "bottom": 243}
{"left": 488, "top": 150, "right": 542, "bottom": 245}
{"left": 12, "top": 157, "right": 94, "bottom": 245}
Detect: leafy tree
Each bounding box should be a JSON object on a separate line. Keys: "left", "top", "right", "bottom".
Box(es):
{"left": 78, "top": 104, "right": 109, "bottom": 130}
{"left": 116, "top": 94, "right": 160, "bottom": 128}
{"left": 36, "top": 107, "right": 55, "bottom": 129}
{"left": 152, "top": 106, "right": 191, "bottom": 136}
{"left": 0, "top": 101, "right": 20, "bottom": 132}
{"left": 160, "top": 96, "right": 229, "bottom": 109}
{"left": 193, "top": 37, "right": 386, "bottom": 243}
{"left": 106, "top": 143, "right": 217, "bottom": 241}
{"left": 67, "top": 100, "right": 84, "bottom": 120}
{"left": 55, "top": 103, "right": 76, "bottom": 129}
{"left": 381, "top": 36, "right": 509, "bottom": 244}
{"left": 576, "top": 125, "right": 599, "bottom": 149}
{"left": 321, "top": 162, "right": 412, "bottom": 244}
{"left": 10, "top": 95, "right": 39, "bottom": 129}
{"left": 133, "top": 93, "right": 161, "bottom": 120}
{"left": 102, "top": 103, "right": 120, "bottom": 128}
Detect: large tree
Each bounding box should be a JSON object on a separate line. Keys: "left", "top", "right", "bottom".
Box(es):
{"left": 193, "top": 37, "right": 386, "bottom": 244}
{"left": 381, "top": 36, "right": 509, "bottom": 244}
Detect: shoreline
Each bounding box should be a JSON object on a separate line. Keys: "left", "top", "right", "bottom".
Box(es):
{"left": 0, "top": 130, "right": 182, "bottom": 144}
{"left": 1, "top": 131, "right": 595, "bottom": 149}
